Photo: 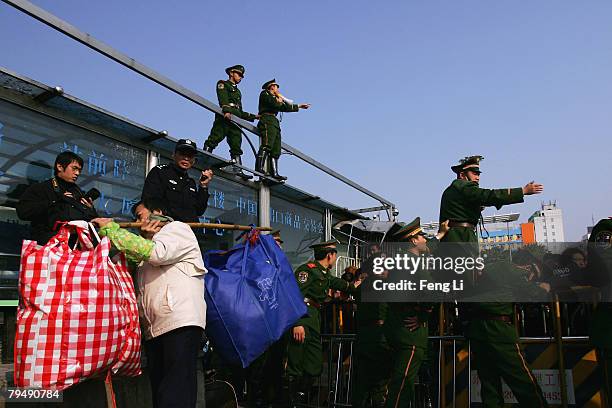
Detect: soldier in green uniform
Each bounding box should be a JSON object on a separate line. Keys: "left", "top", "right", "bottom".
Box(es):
{"left": 256, "top": 79, "right": 310, "bottom": 181}
{"left": 587, "top": 218, "right": 612, "bottom": 405}
{"left": 439, "top": 156, "right": 548, "bottom": 407}
{"left": 352, "top": 245, "right": 390, "bottom": 408}
{"left": 384, "top": 217, "right": 448, "bottom": 408}
{"left": 465, "top": 250, "right": 551, "bottom": 408}
{"left": 204, "top": 65, "right": 258, "bottom": 179}
{"left": 286, "top": 241, "right": 359, "bottom": 405}
{"left": 439, "top": 155, "right": 543, "bottom": 249}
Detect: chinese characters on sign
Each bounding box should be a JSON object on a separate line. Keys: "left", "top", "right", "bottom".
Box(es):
{"left": 206, "top": 188, "right": 323, "bottom": 235}
{"left": 59, "top": 141, "right": 144, "bottom": 216}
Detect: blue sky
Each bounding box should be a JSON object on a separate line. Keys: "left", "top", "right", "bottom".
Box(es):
{"left": 2, "top": 0, "right": 611, "bottom": 240}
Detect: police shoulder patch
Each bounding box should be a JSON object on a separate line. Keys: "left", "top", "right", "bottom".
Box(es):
{"left": 298, "top": 271, "right": 309, "bottom": 283}
{"left": 217, "top": 81, "right": 225, "bottom": 90}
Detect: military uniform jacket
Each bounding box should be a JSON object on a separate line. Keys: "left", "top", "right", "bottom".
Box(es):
{"left": 16, "top": 177, "right": 98, "bottom": 245}
{"left": 141, "top": 163, "right": 210, "bottom": 223}
{"left": 385, "top": 249, "right": 436, "bottom": 349}
{"left": 216, "top": 80, "right": 257, "bottom": 122}
{"left": 294, "top": 261, "right": 357, "bottom": 331}
{"left": 439, "top": 179, "right": 523, "bottom": 243}
{"left": 257, "top": 90, "right": 299, "bottom": 129}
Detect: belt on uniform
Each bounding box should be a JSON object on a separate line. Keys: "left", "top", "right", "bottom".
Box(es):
{"left": 448, "top": 221, "right": 476, "bottom": 229}
{"left": 260, "top": 112, "right": 277, "bottom": 116}
{"left": 304, "top": 298, "right": 321, "bottom": 309}
{"left": 473, "top": 314, "right": 512, "bottom": 323}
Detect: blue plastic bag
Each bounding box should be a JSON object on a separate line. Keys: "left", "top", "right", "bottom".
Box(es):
{"left": 204, "top": 232, "right": 307, "bottom": 368}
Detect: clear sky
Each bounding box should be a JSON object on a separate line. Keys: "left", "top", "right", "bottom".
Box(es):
{"left": 2, "top": 0, "right": 611, "bottom": 240}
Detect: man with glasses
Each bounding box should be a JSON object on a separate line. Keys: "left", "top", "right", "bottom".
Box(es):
{"left": 142, "top": 139, "right": 213, "bottom": 223}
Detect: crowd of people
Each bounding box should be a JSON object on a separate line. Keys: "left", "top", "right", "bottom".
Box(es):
{"left": 13, "top": 121, "right": 612, "bottom": 408}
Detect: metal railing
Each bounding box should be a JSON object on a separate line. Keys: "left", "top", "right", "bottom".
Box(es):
{"left": 306, "top": 333, "right": 593, "bottom": 408}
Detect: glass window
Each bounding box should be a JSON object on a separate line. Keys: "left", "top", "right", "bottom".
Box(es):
{"left": 0, "top": 100, "right": 147, "bottom": 364}
{"left": 270, "top": 195, "right": 323, "bottom": 269}
{"left": 157, "top": 156, "right": 259, "bottom": 252}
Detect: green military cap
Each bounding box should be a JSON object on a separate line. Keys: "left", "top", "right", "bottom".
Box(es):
{"left": 270, "top": 229, "right": 284, "bottom": 244}
{"left": 451, "top": 155, "right": 484, "bottom": 174}
{"left": 262, "top": 78, "right": 279, "bottom": 90}
{"left": 225, "top": 64, "right": 245, "bottom": 77}
{"left": 310, "top": 240, "right": 338, "bottom": 259}
{"left": 309, "top": 240, "right": 337, "bottom": 249}
{"left": 393, "top": 217, "right": 426, "bottom": 241}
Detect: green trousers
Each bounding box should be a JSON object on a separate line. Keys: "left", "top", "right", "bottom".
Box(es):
{"left": 205, "top": 115, "right": 243, "bottom": 155}
{"left": 353, "top": 327, "right": 391, "bottom": 407}
{"left": 286, "top": 325, "right": 322, "bottom": 378}
{"left": 385, "top": 345, "right": 426, "bottom": 408}
{"left": 257, "top": 119, "right": 282, "bottom": 158}
{"left": 471, "top": 340, "right": 548, "bottom": 408}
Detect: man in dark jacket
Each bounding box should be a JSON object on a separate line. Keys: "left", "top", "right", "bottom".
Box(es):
{"left": 16, "top": 151, "right": 98, "bottom": 244}
{"left": 142, "top": 139, "right": 213, "bottom": 223}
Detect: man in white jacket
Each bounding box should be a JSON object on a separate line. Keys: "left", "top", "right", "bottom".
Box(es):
{"left": 93, "top": 198, "right": 206, "bottom": 408}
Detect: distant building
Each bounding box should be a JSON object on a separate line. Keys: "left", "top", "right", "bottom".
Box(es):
{"left": 528, "top": 201, "right": 565, "bottom": 243}
{"left": 479, "top": 225, "right": 523, "bottom": 250}
{"left": 521, "top": 222, "right": 536, "bottom": 244}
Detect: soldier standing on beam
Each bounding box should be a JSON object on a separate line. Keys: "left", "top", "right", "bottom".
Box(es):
{"left": 203, "top": 64, "right": 258, "bottom": 180}
{"left": 256, "top": 79, "right": 310, "bottom": 181}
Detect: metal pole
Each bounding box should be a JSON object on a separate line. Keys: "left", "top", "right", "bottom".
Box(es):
{"left": 258, "top": 182, "right": 271, "bottom": 229}
{"left": 117, "top": 222, "right": 272, "bottom": 231}
{"left": 324, "top": 208, "right": 333, "bottom": 241}
{"left": 452, "top": 339, "right": 456, "bottom": 408}
{"left": 146, "top": 150, "right": 159, "bottom": 174}
{"left": 552, "top": 294, "right": 568, "bottom": 408}
{"left": 467, "top": 340, "right": 471, "bottom": 408}
{"left": 438, "top": 304, "right": 446, "bottom": 408}
{"left": 334, "top": 341, "right": 343, "bottom": 406}
{"left": 346, "top": 339, "right": 354, "bottom": 405}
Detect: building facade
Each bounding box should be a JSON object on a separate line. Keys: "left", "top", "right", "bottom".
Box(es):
{"left": 0, "top": 67, "right": 371, "bottom": 370}
{"left": 528, "top": 202, "right": 565, "bottom": 244}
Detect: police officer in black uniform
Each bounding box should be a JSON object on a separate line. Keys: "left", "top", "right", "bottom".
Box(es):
{"left": 141, "top": 139, "right": 213, "bottom": 223}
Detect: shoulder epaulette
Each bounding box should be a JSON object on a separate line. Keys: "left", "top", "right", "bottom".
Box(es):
{"left": 307, "top": 263, "right": 316, "bottom": 269}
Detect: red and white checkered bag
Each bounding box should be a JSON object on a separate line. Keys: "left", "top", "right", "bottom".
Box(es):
{"left": 14, "top": 221, "right": 141, "bottom": 390}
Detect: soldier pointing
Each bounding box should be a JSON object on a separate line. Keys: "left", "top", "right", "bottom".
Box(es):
{"left": 256, "top": 79, "right": 310, "bottom": 181}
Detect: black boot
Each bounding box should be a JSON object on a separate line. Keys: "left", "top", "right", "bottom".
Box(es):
{"left": 287, "top": 376, "right": 305, "bottom": 408}
{"left": 270, "top": 158, "right": 287, "bottom": 181}
{"left": 300, "top": 376, "right": 314, "bottom": 406}
{"left": 231, "top": 154, "right": 253, "bottom": 180}
{"left": 256, "top": 150, "right": 270, "bottom": 175}
{"left": 204, "top": 144, "right": 214, "bottom": 153}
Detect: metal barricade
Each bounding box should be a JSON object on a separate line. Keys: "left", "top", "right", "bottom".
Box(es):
{"left": 320, "top": 334, "right": 355, "bottom": 408}
{"left": 334, "top": 256, "right": 360, "bottom": 278}
{"left": 309, "top": 334, "right": 596, "bottom": 408}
